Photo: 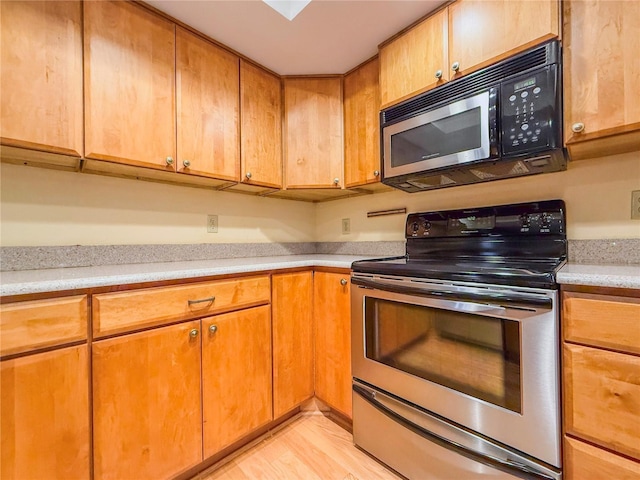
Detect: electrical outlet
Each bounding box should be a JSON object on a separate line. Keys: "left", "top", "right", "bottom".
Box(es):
{"left": 342, "top": 218, "right": 351, "bottom": 235}
{"left": 207, "top": 215, "right": 218, "bottom": 233}
{"left": 632, "top": 191, "right": 640, "bottom": 220}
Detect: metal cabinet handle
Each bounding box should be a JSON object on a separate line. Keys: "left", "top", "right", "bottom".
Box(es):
{"left": 189, "top": 329, "right": 199, "bottom": 338}
{"left": 188, "top": 296, "right": 215, "bottom": 305}
{"left": 165, "top": 156, "right": 174, "bottom": 166}
{"left": 333, "top": 178, "right": 340, "bottom": 185}
{"left": 245, "top": 172, "right": 252, "bottom": 179}
{"left": 340, "top": 278, "right": 348, "bottom": 286}
{"left": 435, "top": 70, "right": 443, "bottom": 79}
{"left": 451, "top": 61, "right": 460, "bottom": 72}
{"left": 209, "top": 324, "right": 218, "bottom": 334}
{"left": 571, "top": 122, "right": 585, "bottom": 133}
{"left": 373, "top": 170, "right": 380, "bottom": 177}
{"left": 183, "top": 159, "right": 191, "bottom": 168}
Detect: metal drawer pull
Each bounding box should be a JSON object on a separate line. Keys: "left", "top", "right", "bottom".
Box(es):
{"left": 209, "top": 325, "right": 218, "bottom": 334}
{"left": 189, "top": 329, "right": 199, "bottom": 338}
{"left": 188, "top": 296, "right": 215, "bottom": 305}
{"left": 340, "top": 278, "right": 348, "bottom": 286}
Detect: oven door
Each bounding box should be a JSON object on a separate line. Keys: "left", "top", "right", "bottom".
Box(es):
{"left": 382, "top": 89, "right": 496, "bottom": 179}
{"left": 351, "top": 274, "right": 561, "bottom": 469}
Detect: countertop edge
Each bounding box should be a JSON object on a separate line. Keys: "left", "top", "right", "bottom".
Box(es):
{"left": 0, "top": 256, "right": 363, "bottom": 297}
{"left": 2, "top": 256, "right": 639, "bottom": 297}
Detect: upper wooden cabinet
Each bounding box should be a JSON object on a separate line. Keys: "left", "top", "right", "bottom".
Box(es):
{"left": 344, "top": 58, "right": 384, "bottom": 189}
{"left": 284, "top": 77, "right": 344, "bottom": 189}
{"left": 0, "top": 1, "right": 83, "bottom": 169}
{"left": 84, "top": 1, "right": 176, "bottom": 170}
{"left": 448, "top": 0, "right": 559, "bottom": 78}
{"left": 176, "top": 27, "right": 239, "bottom": 181}
{"left": 379, "top": 0, "right": 559, "bottom": 108}
{"left": 379, "top": 8, "right": 449, "bottom": 109}
{"left": 563, "top": 0, "right": 640, "bottom": 161}
{"left": 239, "top": 60, "right": 283, "bottom": 189}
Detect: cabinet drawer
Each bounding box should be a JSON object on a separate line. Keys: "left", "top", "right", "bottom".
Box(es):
{"left": 93, "top": 276, "right": 270, "bottom": 337}
{"left": 563, "top": 292, "right": 640, "bottom": 355}
{"left": 565, "top": 436, "right": 640, "bottom": 480}
{"left": 564, "top": 344, "right": 640, "bottom": 460}
{"left": 0, "top": 295, "right": 87, "bottom": 357}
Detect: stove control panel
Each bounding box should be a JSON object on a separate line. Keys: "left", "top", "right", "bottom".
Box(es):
{"left": 406, "top": 200, "right": 565, "bottom": 237}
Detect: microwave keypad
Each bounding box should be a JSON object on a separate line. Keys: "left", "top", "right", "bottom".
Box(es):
{"left": 501, "top": 66, "right": 559, "bottom": 155}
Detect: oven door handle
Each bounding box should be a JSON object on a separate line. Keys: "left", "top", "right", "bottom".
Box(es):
{"left": 353, "top": 383, "right": 559, "bottom": 480}
{"left": 351, "top": 277, "right": 552, "bottom": 309}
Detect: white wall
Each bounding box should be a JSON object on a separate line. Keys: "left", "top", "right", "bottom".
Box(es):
{"left": 1, "top": 151, "right": 639, "bottom": 247}
{"left": 0, "top": 163, "right": 316, "bottom": 246}
{"left": 316, "top": 151, "right": 640, "bottom": 241}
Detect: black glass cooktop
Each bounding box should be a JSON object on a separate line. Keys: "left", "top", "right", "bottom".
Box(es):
{"left": 352, "top": 200, "right": 567, "bottom": 289}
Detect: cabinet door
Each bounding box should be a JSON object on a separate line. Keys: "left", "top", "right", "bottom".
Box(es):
{"left": 344, "top": 58, "right": 382, "bottom": 188}
{"left": 379, "top": 8, "right": 448, "bottom": 108}
{"left": 272, "top": 272, "right": 314, "bottom": 418}
{"left": 0, "top": 1, "right": 83, "bottom": 157}
{"left": 448, "top": 0, "right": 559, "bottom": 78}
{"left": 202, "top": 306, "right": 272, "bottom": 457}
{"left": 563, "top": 0, "right": 640, "bottom": 158}
{"left": 284, "top": 77, "right": 343, "bottom": 188}
{"left": 84, "top": 1, "right": 176, "bottom": 170}
{"left": 564, "top": 344, "right": 640, "bottom": 461}
{"left": 565, "top": 436, "right": 640, "bottom": 480}
{"left": 177, "top": 27, "right": 239, "bottom": 180}
{"left": 1, "top": 345, "right": 89, "bottom": 480}
{"left": 314, "top": 271, "right": 352, "bottom": 418}
{"left": 93, "top": 321, "right": 202, "bottom": 480}
{"left": 241, "top": 60, "right": 283, "bottom": 188}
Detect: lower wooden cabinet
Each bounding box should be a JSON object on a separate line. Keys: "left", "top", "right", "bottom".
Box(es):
{"left": 202, "top": 306, "right": 272, "bottom": 457}
{"left": 1, "top": 345, "right": 90, "bottom": 480}
{"left": 565, "top": 436, "right": 640, "bottom": 480}
{"left": 272, "top": 271, "right": 314, "bottom": 418}
{"left": 92, "top": 320, "right": 202, "bottom": 480}
{"left": 314, "top": 271, "right": 352, "bottom": 417}
{"left": 562, "top": 288, "right": 640, "bottom": 478}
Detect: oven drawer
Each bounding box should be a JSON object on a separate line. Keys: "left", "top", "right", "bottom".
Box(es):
{"left": 563, "top": 292, "right": 640, "bottom": 355}
{"left": 563, "top": 344, "right": 640, "bottom": 461}
{"left": 353, "top": 381, "right": 561, "bottom": 480}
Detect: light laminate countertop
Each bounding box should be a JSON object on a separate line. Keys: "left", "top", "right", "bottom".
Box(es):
{"left": 1, "top": 255, "right": 639, "bottom": 297}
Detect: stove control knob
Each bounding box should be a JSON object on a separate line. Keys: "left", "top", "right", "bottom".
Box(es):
{"left": 423, "top": 221, "right": 432, "bottom": 231}
{"left": 519, "top": 214, "right": 530, "bottom": 227}
{"left": 541, "top": 212, "right": 552, "bottom": 228}
{"left": 411, "top": 222, "right": 420, "bottom": 233}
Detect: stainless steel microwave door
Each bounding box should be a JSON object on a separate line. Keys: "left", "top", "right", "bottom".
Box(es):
{"left": 383, "top": 91, "right": 490, "bottom": 177}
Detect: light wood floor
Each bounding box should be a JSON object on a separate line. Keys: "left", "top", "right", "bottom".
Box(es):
{"left": 193, "top": 414, "right": 402, "bottom": 480}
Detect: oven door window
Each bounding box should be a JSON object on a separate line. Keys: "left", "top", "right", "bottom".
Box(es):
{"left": 364, "top": 298, "right": 521, "bottom": 413}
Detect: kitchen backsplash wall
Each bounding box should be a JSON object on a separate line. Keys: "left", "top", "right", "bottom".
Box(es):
{"left": 0, "top": 163, "right": 316, "bottom": 246}
{"left": 1, "top": 151, "right": 639, "bottom": 250}
{"left": 317, "top": 151, "right": 640, "bottom": 242}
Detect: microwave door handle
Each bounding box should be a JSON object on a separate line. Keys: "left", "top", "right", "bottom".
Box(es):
{"left": 353, "top": 384, "right": 558, "bottom": 480}
{"left": 351, "top": 277, "right": 551, "bottom": 309}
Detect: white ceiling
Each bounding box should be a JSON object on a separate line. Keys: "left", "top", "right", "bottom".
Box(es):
{"left": 145, "top": 0, "right": 447, "bottom": 75}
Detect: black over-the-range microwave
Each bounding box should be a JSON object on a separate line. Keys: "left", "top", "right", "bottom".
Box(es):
{"left": 381, "top": 40, "right": 566, "bottom": 192}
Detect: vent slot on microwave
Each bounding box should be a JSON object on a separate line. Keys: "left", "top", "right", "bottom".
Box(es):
{"left": 382, "top": 42, "right": 557, "bottom": 125}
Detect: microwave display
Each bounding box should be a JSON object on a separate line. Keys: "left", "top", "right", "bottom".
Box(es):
{"left": 514, "top": 77, "right": 536, "bottom": 91}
